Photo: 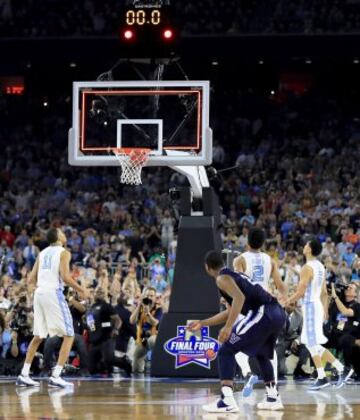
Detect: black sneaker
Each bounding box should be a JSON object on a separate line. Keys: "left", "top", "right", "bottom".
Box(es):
{"left": 308, "top": 377, "right": 331, "bottom": 391}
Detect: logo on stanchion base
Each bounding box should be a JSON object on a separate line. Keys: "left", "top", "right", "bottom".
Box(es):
{"left": 164, "top": 324, "right": 219, "bottom": 369}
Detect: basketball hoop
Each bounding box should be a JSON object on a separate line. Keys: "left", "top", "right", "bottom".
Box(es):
{"left": 111, "top": 148, "right": 151, "bottom": 185}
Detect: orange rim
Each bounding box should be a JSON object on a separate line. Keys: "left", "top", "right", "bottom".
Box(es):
{"left": 111, "top": 147, "right": 151, "bottom": 155}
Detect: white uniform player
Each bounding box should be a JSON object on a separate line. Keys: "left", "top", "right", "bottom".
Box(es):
{"left": 17, "top": 228, "right": 88, "bottom": 389}
{"left": 285, "top": 239, "right": 348, "bottom": 390}
{"left": 233, "top": 228, "right": 286, "bottom": 397}
{"left": 300, "top": 259, "right": 327, "bottom": 346}
{"left": 33, "top": 245, "right": 74, "bottom": 339}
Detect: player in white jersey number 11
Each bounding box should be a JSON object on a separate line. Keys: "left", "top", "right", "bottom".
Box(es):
{"left": 16, "top": 228, "right": 89, "bottom": 389}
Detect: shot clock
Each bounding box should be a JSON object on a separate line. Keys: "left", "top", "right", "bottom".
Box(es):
{"left": 125, "top": 9, "right": 162, "bottom": 26}
{"left": 121, "top": 2, "right": 175, "bottom": 43}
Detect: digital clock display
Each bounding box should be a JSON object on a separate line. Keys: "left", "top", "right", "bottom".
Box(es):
{"left": 126, "top": 9, "right": 162, "bottom": 25}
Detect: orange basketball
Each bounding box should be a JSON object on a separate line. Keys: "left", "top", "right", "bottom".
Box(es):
{"left": 206, "top": 349, "right": 216, "bottom": 360}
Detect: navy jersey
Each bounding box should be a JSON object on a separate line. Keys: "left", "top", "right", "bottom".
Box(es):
{"left": 218, "top": 267, "right": 276, "bottom": 315}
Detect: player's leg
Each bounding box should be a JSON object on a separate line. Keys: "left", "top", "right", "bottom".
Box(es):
{"left": 202, "top": 342, "right": 239, "bottom": 413}
{"left": 310, "top": 345, "right": 349, "bottom": 389}
{"left": 17, "top": 290, "right": 46, "bottom": 386}
{"left": 17, "top": 336, "right": 43, "bottom": 387}
{"left": 46, "top": 290, "right": 75, "bottom": 388}
{"left": 256, "top": 352, "right": 283, "bottom": 410}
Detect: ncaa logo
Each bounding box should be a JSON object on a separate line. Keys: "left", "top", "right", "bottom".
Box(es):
{"left": 164, "top": 325, "right": 219, "bottom": 369}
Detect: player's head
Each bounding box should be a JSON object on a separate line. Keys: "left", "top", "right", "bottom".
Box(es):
{"left": 304, "top": 239, "right": 322, "bottom": 258}
{"left": 47, "top": 227, "right": 66, "bottom": 246}
{"left": 204, "top": 251, "right": 225, "bottom": 277}
{"left": 248, "top": 227, "right": 266, "bottom": 250}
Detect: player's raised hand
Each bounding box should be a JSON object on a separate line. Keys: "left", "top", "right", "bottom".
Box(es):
{"left": 218, "top": 326, "right": 231, "bottom": 343}
{"left": 187, "top": 320, "right": 202, "bottom": 331}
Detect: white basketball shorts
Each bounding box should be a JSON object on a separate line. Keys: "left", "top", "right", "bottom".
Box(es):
{"left": 33, "top": 288, "right": 74, "bottom": 338}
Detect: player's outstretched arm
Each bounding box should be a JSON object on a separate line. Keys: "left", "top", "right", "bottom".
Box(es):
{"left": 284, "top": 265, "right": 312, "bottom": 306}
{"left": 271, "top": 259, "right": 287, "bottom": 296}
{"left": 60, "top": 250, "right": 89, "bottom": 299}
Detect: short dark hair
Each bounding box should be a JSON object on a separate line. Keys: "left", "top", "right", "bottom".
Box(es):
{"left": 248, "top": 228, "right": 266, "bottom": 250}
{"left": 308, "top": 239, "right": 322, "bottom": 257}
{"left": 205, "top": 251, "right": 224, "bottom": 270}
{"left": 47, "top": 228, "right": 59, "bottom": 244}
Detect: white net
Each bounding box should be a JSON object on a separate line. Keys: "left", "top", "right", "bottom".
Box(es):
{"left": 112, "top": 148, "right": 150, "bottom": 185}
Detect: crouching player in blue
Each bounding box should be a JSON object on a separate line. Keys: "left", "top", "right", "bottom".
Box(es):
{"left": 189, "top": 251, "right": 286, "bottom": 412}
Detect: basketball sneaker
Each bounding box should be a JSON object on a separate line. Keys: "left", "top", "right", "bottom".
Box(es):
{"left": 48, "top": 376, "right": 74, "bottom": 388}
{"left": 242, "top": 373, "right": 259, "bottom": 397}
{"left": 257, "top": 384, "right": 283, "bottom": 411}
{"left": 202, "top": 386, "right": 239, "bottom": 413}
{"left": 307, "top": 377, "right": 331, "bottom": 391}
{"left": 16, "top": 375, "right": 40, "bottom": 387}
{"left": 335, "top": 368, "right": 354, "bottom": 389}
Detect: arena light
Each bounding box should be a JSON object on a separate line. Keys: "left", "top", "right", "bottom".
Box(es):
{"left": 162, "top": 28, "right": 174, "bottom": 40}
{"left": 123, "top": 29, "right": 134, "bottom": 40}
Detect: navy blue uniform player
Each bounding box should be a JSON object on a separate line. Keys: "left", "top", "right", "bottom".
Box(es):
{"left": 189, "top": 251, "right": 286, "bottom": 412}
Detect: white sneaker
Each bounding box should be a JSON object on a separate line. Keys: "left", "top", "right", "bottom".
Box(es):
{"left": 16, "top": 375, "right": 40, "bottom": 387}
{"left": 202, "top": 396, "right": 239, "bottom": 413}
{"left": 257, "top": 396, "right": 284, "bottom": 411}
{"left": 48, "top": 376, "right": 74, "bottom": 388}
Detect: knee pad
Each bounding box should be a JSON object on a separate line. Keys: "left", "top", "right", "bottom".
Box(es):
{"left": 307, "top": 344, "right": 325, "bottom": 357}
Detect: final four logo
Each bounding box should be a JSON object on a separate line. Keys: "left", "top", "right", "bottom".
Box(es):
{"left": 164, "top": 325, "right": 219, "bottom": 369}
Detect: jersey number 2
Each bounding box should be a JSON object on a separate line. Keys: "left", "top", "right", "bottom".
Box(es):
{"left": 253, "top": 265, "right": 264, "bottom": 282}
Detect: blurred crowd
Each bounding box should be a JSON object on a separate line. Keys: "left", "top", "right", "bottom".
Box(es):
{"left": 1, "top": 81, "right": 360, "bottom": 378}
{"left": 1, "top": 0, "right": 360, "bottom": 37}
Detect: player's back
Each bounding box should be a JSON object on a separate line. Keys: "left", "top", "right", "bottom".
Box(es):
{"left": 219, "top": 267, "right": 275, "bottom": 315}
{"left": 303, "top": 259, "right": 325, "bottom": 303}
{"left": 37, "top": 245, "right": 64, "bottom": 290}
{"left": 242, "top": 251, "right": 272, "bottom": 290}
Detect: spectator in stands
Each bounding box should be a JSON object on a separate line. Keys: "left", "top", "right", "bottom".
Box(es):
{"left": 130, "top": 287, "right": 163, "bottom": 373}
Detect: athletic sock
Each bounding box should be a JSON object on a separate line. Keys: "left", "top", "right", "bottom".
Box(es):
{"left": 332, "top": 359, "right": 344, "bottom": 373}
{"left": 21, "top": 363, "right": 31, "bottom": 377}
{"left": 235, "top": 352, "right": 251, "bottom": 377}
{"left": 317, "top": 367, "right": 326, "bottom": 379}
{"left": 221, "top": 385, "right": 234, "bottom": 399}
{"left": 52, "top": 365, "right": 63, "bottom": 378}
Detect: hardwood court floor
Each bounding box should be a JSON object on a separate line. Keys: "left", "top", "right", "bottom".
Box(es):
{"left": 0, "top": 377, "right": 359, "bottom": 419}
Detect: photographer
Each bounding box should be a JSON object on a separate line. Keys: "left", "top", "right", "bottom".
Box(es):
{"left": 42, "top": 288, "right": 89, "bottom": 376}
{"left": 327, "top": 283, "right": 360, "bottom": 378}
{"left": 130, "top": 287, "right": 162, "bottom": 373}
{"left": 86, "top": 287, "right": 132, "bottom": 376}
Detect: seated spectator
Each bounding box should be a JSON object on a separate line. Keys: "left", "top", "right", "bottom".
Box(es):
{"left": 283, "top": 252, "right": 301, "bottom": 290}
{"left": 276, "top": 302, "right": 310, "bottom": 380}
{"left": 130, "top": 287, "right": 162, "bottom": 373}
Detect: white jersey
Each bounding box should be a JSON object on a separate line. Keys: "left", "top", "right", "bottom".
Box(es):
{"left": 37, "top": 245, "right": 64, "bottom": 290}
{"left": 303, "top": 259, "right": 325, "bottom": 303}
{"left": 242, "top": 251, "right": 272, "bottom": 291}
{"left": 301, "top": 259, "right": 327, "bottom": 346}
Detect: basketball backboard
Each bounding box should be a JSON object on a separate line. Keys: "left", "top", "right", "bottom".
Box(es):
{"left": 68, "top": 80, "right": 212, "bottom": 167}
